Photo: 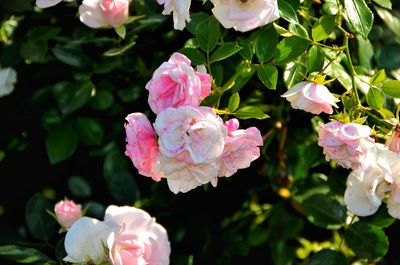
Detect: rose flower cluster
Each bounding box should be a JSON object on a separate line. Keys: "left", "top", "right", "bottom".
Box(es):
{"left": 281, "top": 80, "right": 400, "bottom": 219}
{"left": 125, "top": 52, "right": 263, "bottom": 194}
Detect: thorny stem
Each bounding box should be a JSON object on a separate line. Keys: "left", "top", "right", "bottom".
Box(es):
{"left": 340, "top": 26, "right": 361, "bottom": 106}
{"left": 277, "top": 125, "right": 288, "bottom": 170}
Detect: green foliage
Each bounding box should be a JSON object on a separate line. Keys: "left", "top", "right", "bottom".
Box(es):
{"left": 25, "top": 193, "right": 56, "bottom": 241}
{"left": 306, "top": 249, "right": 348, "bottom": 265}
{"left": 0, "top": 245, "right": 54, "bottom": 264}
{"left": 344, "top": 222, "right": 389, "bottom": 259}
{"left": 303, "top": 195, "right": 346, "bottom": 230}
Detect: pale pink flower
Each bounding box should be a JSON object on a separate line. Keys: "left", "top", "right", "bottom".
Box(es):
{"left": 105, "top": 206, "right": 170, "bottom": 265}
{"left": 282, "top": 81, "right": 339, "bottom": 114}
{"left": 385, "top": 155, "right": 400, "bottom": 218}
{"left": 344, "top": 143, "right": 398, "bottom": 217}
{"left": 54, "top": 200, "right": 82, "bottom": 228}
{"left": 217, "top": 119, "right": 263, "bottom": 178}
{"left": 64, "top": 206, "right": 170, "bottom": 264}
{"left": 317, "top": 121, "right": 374, "bottom": 169}
{"left": 0, "top": 67, "right": 17, "bottom": 97}
{"left": 153, "top": 106, "right": 226, "bottom": 164}
{"left": 146, "top": 53, "right": 211, "bottom": 115}
{"left": 35, "top": 0, "right": 73, "bottom": 8}
{"left": 388, "top": 179, "right": 400, "bottom": 219}
{"left": 157, "top": 0, "right": 191, "bottom": 30}
{"left": 79, "top": 0, "right": 130, "bottom": 28}
{"left": 210, "top": 0, "right": 279, "bottom": 32}
{"left": 125, "top": 113, "right": 162, "bottom": 181}
{"left": 386, "top": 125, "right": 400, "bottom": 153}
{"left": 154, "top": 154, "right": 219, "bottom": 193}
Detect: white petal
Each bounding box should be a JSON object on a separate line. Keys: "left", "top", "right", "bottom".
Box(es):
{"left": 64, "top": 217, "right": 119, "bottom": 263}
{"left": 344, "top": 171, "right": 381, "bottom": 216}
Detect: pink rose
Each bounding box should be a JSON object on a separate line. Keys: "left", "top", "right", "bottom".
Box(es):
{"left": 146, "top": 53, "right": 211, "bottom": 115}
{"left": 211, "top": 0, "right": 279, "bottom": 32}
{"left": 54, "top": 200, "right": 82, "bottom": 228}
{"left": 217, "top": 119, "right": 263, "bottom": 178}
{"left": 154, "top": 154, "right": 219, "bottom": 193}
{"left": 105, "top": 206, "right": 171, "bottom": 265}
{"left": 157, "top": 0, "right": 191, "bottom": 30}
{"left": 318, "top": 121, "right": 374, "bottom": 169}
{"left": 281, "top": 81, "right": 340, "bottom": 114}
{"left": 79, "top": 0, "right": 130, "bottom": 28}
{"left": 35, "top": 0, "right": 73, "bottom": 8}
{"left": 153, "top": 106, "right": 226, "bottom": 164}
{"left": 125, "top": 113, "right": 162, "bottom": 181}
{"left": 64, "top": 205, "right": 170, "bottom": 264}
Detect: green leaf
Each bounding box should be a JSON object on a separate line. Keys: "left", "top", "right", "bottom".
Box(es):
{"left": 20, "top": 40, "right": 47, "bottom": 63}
{"left": 357, "top": 35, "right": 374, "bottom": 69}
{"left": 238, "top": 38, "right": 253, "bottom": 61}
{"left": 52, "top": 81, "right": 94, "bottom": 115}
{"left": 312, "top": 15, "right": 336, "bottom": 41}
{"left": 255, "top": 27, "right": 279, "bottom": 63}
{"left": 381, "top": 80, "right": 400, "bottom": 98}
{"left": 209, "top": 42, "right": 242, "bottom": 63}
{"left": 289, "top": 23, "right": 309, "bottom": 38}
{"left": 377, "top": 42, "right": 400, "bottom": 70}
{"left": 329, "top": 62, "right": 352, "bottom": 89}
{"left": 306, "top": 249, "right": 348, "bottom": 265}
{"left": 344, "top": 222, "right": 389, "bottom": 259}
{"left": 231, "top": 68, "right": 256, "bottom": 94}
{"left": 104, "top": 149, "right": 140, "bottom": 204}
{"left": 27, "top": 26, "right": 61, "bottom": 41}
{"left": 375, "top": 7, "right": 400, "bottom": 39}
{"left": 227, "top": 93, "right": 240, "bottom": 112}
{"left": 284, "top": 61, "right": 307, "bottom": 89}
{"left": 52, "top": 46, "right": 91, "bottom": 69}
{"left": 25, "top": 193, "right": 56, "bottom": 241}
{"left": 211, "top": 63, "right": 224, "bottom": 86}
{"left": 186, "top": 12, "right": 209, "bottom": 35}
{"left": 257, "top": 65, "right": 278, "bottom": 90}
{"left": 76, "top": 117, "right": 104, "bottom": 146}
{"left": 233, "top": 106, "right": 269, "bottom": 120}
{"left": 307, "top": 46, "right": 325, "bottom": 73}
{"left": 68, "top": 176, "right": 92, "bottom": 198}
{"left": 278, "top": 0, "right": 299, "bottom": 24}
{"left": 196, "top": 17, "right": 220, "bottom": 52}
{"left": 273, "top": 36, "right": 311, "bottom": 64}
{"left": 179, "top": 48, "right": 206, "bottom": 65}
{"left": 370, "top": 69, "right": 386, "bottom": 85}
{"left": 0, "top": 245, "right": 54, "bottom": 264}
{"left": 41, "top": 108, "right": 62, "bottom": 130}
{"left": 372, "top": 0, "right": 392, "bottom": 9}
{"left": 92, "top": 90, "right": 114, "bottom": 110}
{"left": 366, "top": 86, "right": 384, "bottom": 108}
{"left": 45, "top": 126, "right": 78, "bottom": 164}
{"left": 55, "top": 238, "right": 67, "bottom": 261}
{"left": 322, "top": 1, "right": 339, "bottom": 15}
{"left": 343, "top": 0, "right": 374, "bottom": 39}
{"left": 114, "top": 25, "right": 126, "bottom": 39}
{"left": 302, "top": 194, "right": 346, "bottom": 229}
